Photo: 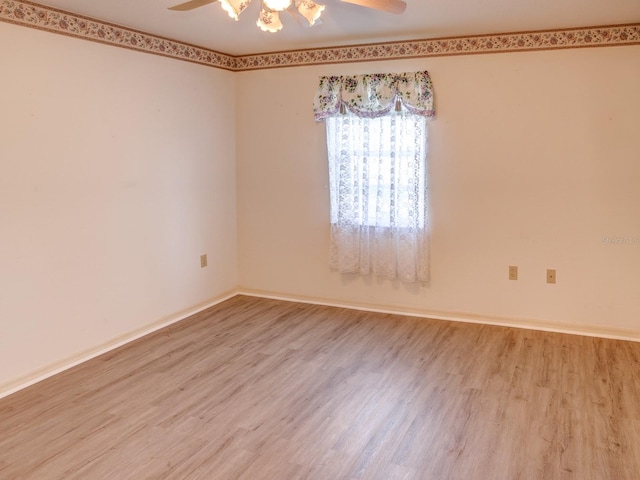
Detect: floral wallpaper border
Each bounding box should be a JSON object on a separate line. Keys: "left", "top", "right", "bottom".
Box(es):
{"left": 238, "top": 24, "right": 640, "bottom": 70}
{"left": 0, "top": 0, "right": 237, "bottom": 70}
{"left": 1, "top": 0, "right": 639, "bottom": 71}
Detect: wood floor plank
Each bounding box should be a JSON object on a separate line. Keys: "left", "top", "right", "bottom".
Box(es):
{"left": 1, "top": 295, "right": 639, "bottom": 479}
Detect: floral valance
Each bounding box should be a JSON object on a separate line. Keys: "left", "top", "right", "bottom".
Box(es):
{"left": 313, "top": 71, "right": 435, "bottom": 121}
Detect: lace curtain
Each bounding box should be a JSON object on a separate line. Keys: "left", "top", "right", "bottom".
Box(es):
{"left": 314, "top": 71, "right": 435, "bottom": 283}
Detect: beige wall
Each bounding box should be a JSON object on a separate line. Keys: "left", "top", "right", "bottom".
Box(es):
{"left": 0, "top": 23, "right": 238, "bottom": 391}
{"left": 2, "top": 19, "right": 639, "bottom": 394}
{"left": 236, "top": 46, "right": 640, "bottom": 335}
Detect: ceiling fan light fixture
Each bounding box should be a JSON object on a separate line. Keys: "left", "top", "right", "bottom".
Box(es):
{"left": 256, "top": 8, "right": 284, "bottom": 32}
{"left": 263, "top": 0, "right": 292, "bottom": 11}
{"left": 169, "top": 0, "right": 407, "bottom": 33}
{"left": 295, "top": 0, "right": 324, "bottom": 26}
{"left": 220, "top": 0, "right": 250, "bottom": 20}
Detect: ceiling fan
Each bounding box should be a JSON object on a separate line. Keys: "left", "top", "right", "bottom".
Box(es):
{"left": 168, "top": 0, "right": 407, "bottom": 33}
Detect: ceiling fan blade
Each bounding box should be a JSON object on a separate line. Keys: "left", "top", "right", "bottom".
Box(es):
{"left": 168, "top": 0, "right": 219, "bottom": 11}
{"left": 340, "top": 0, "right": 406, "bottom": 14}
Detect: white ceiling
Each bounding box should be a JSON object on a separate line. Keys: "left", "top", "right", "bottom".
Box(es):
{"left": 36, "top": 0, "right": 640, "bottom": 56}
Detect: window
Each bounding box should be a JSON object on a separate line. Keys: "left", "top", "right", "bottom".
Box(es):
{"left": 314, "top": 71, "right": 435, "bottom": 282}
{"left": 326, "top": 111, "right": 427, "bottom": 229}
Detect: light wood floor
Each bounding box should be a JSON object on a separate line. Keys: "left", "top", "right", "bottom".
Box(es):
{"left": 1, "top": 296, "right": 639, "bottom": 479}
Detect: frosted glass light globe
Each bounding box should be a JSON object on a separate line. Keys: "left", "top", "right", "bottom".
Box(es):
{"left": 263, "top": 0, "right": 291, "bottom": 11}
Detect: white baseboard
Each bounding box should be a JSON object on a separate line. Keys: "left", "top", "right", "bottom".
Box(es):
{"left": 0, "top": 290, "right": 238, "bottom": 400}
{"left": 238, "top": 288, "right": 640, "bottom": 343}
{"left": 4, "top": 288, "right": 638, "bottom": 400}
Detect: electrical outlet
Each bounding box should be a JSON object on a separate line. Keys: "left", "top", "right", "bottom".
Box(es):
{"left": 200, "top": 254, "right": 208, "bottom": 268}
{"left": 509, "top": 265, "right": 518, "bottom": 280}
{"left": 546, "top": 269, "right": 556, "bottom": 284}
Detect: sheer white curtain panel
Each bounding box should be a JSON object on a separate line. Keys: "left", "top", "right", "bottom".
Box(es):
{"left": 315, "top": 71, "right": 435, "bottom": 283}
